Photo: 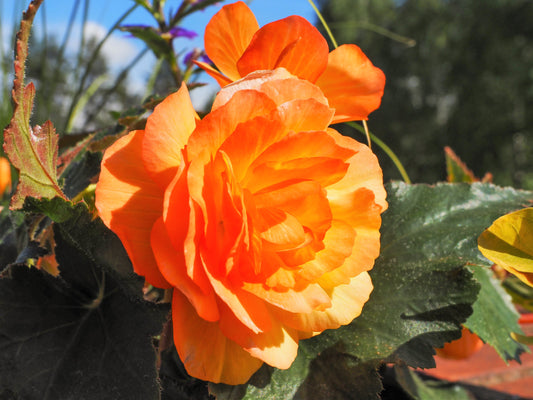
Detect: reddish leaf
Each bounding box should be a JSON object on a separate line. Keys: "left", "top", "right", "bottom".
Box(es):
{"left": 2, "top": 0, "right": 66, "bottom": 209}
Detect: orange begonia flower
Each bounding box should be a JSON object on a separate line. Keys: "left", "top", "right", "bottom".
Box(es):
{"left": 95, "top": 69, "right": 387, "bottom": 384}
{"left": 195, "top": 1, "right": 386, "bottom": 124}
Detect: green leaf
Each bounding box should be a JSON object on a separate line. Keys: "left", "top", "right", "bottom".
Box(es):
{"left": 478, "top": 207, "right": 533, "bottom": 286}
{"left": 464, "top": 266, "right": 527, "bottom": 361}
{"left": 393, "top": 364, "right": 471, "bottom": 400}
{"left": 3, "top": 0, "right": 66, "bottom": 209}
{"left": 212, "top": 182, "right": 533, "bottom": 399}
{"left": 22, "top": 196, "right": 84, "bottom": 223}
{"left": 0, "top": 211, "right": 167, "bottom": 399}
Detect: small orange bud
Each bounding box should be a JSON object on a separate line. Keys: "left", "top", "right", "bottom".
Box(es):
{"left": 0, "top": 157, "right": 12, "bottom": 195}
{"left": 436, "top": 327, "right": 484, "bottom": 360}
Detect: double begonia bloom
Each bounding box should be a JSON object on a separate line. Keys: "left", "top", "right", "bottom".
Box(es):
{"left": 95, "top": 69, "right": 387, "bottom": 384}
{"left": 195, "top": 1, "right": 385, "bottom": 124}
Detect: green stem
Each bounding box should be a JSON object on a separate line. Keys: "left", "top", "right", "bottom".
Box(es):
{"left": 307, "top": 0, "right": 338, "bottom": 48}
{"left": 348, "top": 122, "right": 411, "bottom": 183}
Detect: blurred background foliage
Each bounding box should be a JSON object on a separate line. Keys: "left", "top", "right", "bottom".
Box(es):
{"left": 318, "top": 0, "right": 533, "bottom": 188}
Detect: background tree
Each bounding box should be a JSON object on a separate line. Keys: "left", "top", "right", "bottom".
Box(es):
{"left": 318, "top": 0, "right": 533, "bottom": 188}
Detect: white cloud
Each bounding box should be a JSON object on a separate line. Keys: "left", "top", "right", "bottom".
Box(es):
{"left": 82, "top": 21, "right": 138, "bottom": 71}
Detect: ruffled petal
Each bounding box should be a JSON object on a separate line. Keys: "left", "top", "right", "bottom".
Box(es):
{"left": 142, "top": 83, "right": 197, "bottom": 188}
{"left": 315, "top": 45, "right": 386, "bottom": 123}
{"left": 295, "top": 220, "right": 356, "bottom": 283}
{"left": 151, "top": 217, "right": 219, "bottom": 322}
{"left": 237, "top": 16, "right": 329, "bottom": 82}
{"left": 204, "top": 1, "right": 259, "bottom": 82}
{"left": 172, "top": 289, "right": 263, "bottom": 384}
{"left": 244, "top": 130, "right": 353, "bottom": 193}
{"left": 219, "top": 115, "right": 286, "bottom": 182}
{"left": 243, "top": 281, "right": 331, "bottom": 314}
{"left": 326, "top": 128, "right": 388, "bottom": 211}
{"left": 254, "top": 180, "right": 332, "bottom": 235}
{"left": 95, "top": 131, "right": 170, "bottom": 288}
{"left": 271, "top": 272, "right": 373, "bottom": 333}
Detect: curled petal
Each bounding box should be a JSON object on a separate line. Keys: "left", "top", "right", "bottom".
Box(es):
{"left": 204, "top": 267, "right": 272, "bottom": 334}
{"left": 172, "top": 290, "right": 263, "bottom": 384}
{"left": 204, "top": 1, "right": 259, "bottom": 82}
{"left": 272, "top": 272, "right": 373, "bottom": 333}
{"left": 217, "top": 301, "right": 299, "bottom": 369}
{"left": 316, "top": 45, "right": 386, "bottom": 123}
{"left": 95, "top": 131, "right": 170, "bottom": 288}
{"left": 237, "top": 16, "right": 329, "bottom": 82}
{"left": 211, "top": 68, "right": 296, "bottom": 110}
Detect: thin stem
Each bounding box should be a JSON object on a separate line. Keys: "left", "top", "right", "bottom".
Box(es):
{"left": 348, "top": 122, "right": 411, "bottom": 184}
{"left": 362, "top": 120, "right": 371, "bottom": 149}
{"left": 309, "top": 0, "right": 411, "bottom": 183}
{"left": 307, "top": 0, "right": 338, "bottom": 48}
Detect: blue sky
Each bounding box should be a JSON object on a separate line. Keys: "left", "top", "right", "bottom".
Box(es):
{"left": 2, "top": 1, "right": 319, "bottom": 106}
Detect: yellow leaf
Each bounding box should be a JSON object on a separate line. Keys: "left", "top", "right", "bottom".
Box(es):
{"left": 478, "top": 207, "right": 533, "bottom": 286}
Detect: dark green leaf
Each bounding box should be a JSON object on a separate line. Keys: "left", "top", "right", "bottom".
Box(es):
{"left": 0, "top": 213, "right": 167, "bottom": 400}
{"left": 22, "top": 196, "right": 85, "bottom": 223}
{"left": 465, "top": 266, "right": 528, "bottom": 361}
{"left": 0, "top": 208, "right": 25, "bottom": 270}
{"left": 57, "top": 206, "right": 144, "bottom": 299}
{"left": 159, "top": 344, "right": 213, "bottom": 400}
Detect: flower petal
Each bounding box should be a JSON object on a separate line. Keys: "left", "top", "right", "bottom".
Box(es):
{"left": 316, "top": 45, "right": 386, "bottom": 123}
{"left": 217, "top": 301, "right": 299, "bottom": 369}
{"left": 172, "top": 289, "right": 263, "bottom": 384}
{"left": 327, "top": 128, "right": 387, "bottom": 211}
{"left": 142, "top": 82, "right": 197, "bottom": 188}
{"left": 211, "top": 68, "right": 296, "bottom": 111}
{"left": 237, "top": 16, "right": 329, "bottom": 82}
{"left": 272, "top": 272, "right": 373, "bottom": 333}
{"left": 95, "top": 131, "right": 170, "bottom": 288}
{"left": 296, "top": 220, "right": 356, "bottom": 283}
{"left": 254, "top": 180, "right": 332, "bottom": 236}
{"left": 256, "top": 207, "right": 307, "bottom": 252}
{"left": 243, "top": 281, "right": 331, "bottom": 314}
{"left": 244, "top": 130, "right": 354, "bottom": 192}
{"left": 151, "top": 217, "right": 219, "bottom": 322}
{"left": 204, "top": 266, "right": 272, "bottom": 334}
{"left": 204, "top": 1, "right": 259, "bottom": 82}
{"left": 219, "top": 115, "right": 286, "bottom": 182}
